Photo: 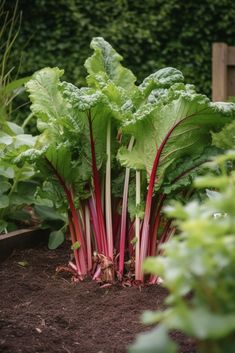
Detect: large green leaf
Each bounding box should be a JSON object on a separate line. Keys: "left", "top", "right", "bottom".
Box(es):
{"left": 139, "top": 67, "right": 184, "bottom": 103}
{"left": 61, "top": 81, "right": 120, "bottom": 171}
{"left": 85, "top": 37, "right": 136, "bottom": 92}
{"left": 25, "top": 67, "right": 68, "bottom": 131}
{"left": 118, "top": 84, "right": 235, "bottom": 187}
{"left": 44, "top": 144, "right": 73, "bottom": 183}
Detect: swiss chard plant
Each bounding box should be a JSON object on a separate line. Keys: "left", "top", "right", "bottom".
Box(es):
{"left": 129, "top": 149, "right": 235, "bottom": 353}
{"left": 16, "top": 37, "right": 235, "bottom": 284}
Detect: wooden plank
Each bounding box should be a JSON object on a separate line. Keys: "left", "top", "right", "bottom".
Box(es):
{"left": 212, "top": 43, "right": 228, "bottom": 101}
{"left": 0, "top": 228, "right": 49, "bottom": 261}
{"left": 228, "top": 47, "right": 235, "bottom": 66}
{"left": 228, "top": 67, "right": 235, "bottom": 98}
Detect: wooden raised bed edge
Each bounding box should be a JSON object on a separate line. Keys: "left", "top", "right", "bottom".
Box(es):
{"left": 0, "top": 228, "right": 50, "bottom": 262}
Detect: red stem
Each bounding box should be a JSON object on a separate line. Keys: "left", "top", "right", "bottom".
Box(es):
{"left": 149, "top": 194, "right": 166, "bottom": 257}
{"left": 45, "top": 157, "right": 87, "bottom": 275}
{"left": 138, "top": 112, "right": 199, "bottom": 281}
{"left": 118, "top": 168, "right": 131, "bottom": 277}
{"left": 68, "top": 214, "right": 81, "bottom": 275}
{"left": 88, "top": 195, "right": 102, "bottom": 253}
{"left": 87, "top": 111, "right": 108, "bottom": 255}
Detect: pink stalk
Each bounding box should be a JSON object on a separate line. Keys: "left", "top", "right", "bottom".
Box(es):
{"left": 45, "top": 157, "right": 87, "bottom": 275}
{"left": 112, "top": 200, "right": 121, "bottom": 244}
{"left": 128, "top": 220, "right": 137, "bottom": 257}
{"left": 118, "top": 137, "right": 135, "bottom": 278}
{"left": 92, "top": 265, "right": 101, "bottom": 281}
{"left": 85, "top": 204, "right": 93, "bottom": 271}
{"left": 105, "top": 119, "right": 113, "bottom": 259}
{"left": 150, "top": 225, "right": 176, "bottom": 284}
{"left": 157, "top": 221, "right": 174, "bottom": 253}
{"left": 148, "top": 159, "right": 207, "bottom": 261}
{"left": 138, "top": 116, "right": 193, "bottom": 281}
{"left": 68, "top": 214, "right": 81, "bottom": 275}
{"left": 149, "top": 221, "right": 174, "bottom": 284}
{"left": 135, "top": 170, "right": 141, "bottom": 281}
{"left": 149, "top": 194, "right": 166, "bottom": 257}
{"left": 88, "top": 195, "right": 102, "bottom": 253}
{"left": 87, "top": 111, "right": 108, "bottom": 255}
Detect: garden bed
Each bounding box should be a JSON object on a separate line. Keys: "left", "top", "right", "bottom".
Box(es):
{"left": 0, "top": 228, "right": 49, "bottom": 261}
{"left": 0, "top": 242, "right": 196, "bottom": 353}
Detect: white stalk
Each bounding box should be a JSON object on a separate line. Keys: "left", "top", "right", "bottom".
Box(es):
{"left": 105, "top": 119, "right": 113, "bottom": 259}
{"left": 85, "top": 204, "right": 92, "bottom": 271}
{"left": 135, "top": 170, "right": 141, "bottom": 281}
{"left": 118, "top": 136, "right": 135, "bottom": 277}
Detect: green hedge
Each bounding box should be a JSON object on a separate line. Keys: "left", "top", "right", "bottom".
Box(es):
{"left": 5, "top": 0, "right": 235, "bottom": 96}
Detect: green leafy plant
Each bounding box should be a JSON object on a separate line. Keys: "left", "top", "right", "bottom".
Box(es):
{"left": 17, "top": 37, "right": 235, "bottom": 284}
{"left": 129, "top": 150, "right": 235, "bottom": 352}
{"left": 0, "top": 1, "right": 40, "bottom": 233}
{"left": 0, "top": 121, "right": 37, "bottom": 232}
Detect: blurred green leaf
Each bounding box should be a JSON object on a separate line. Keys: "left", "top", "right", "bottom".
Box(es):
{"left": 48, "top": 229, "right": 65, "bottom": 249}
{"left": 129, "top": 325, "right": 177, "bottom": 353}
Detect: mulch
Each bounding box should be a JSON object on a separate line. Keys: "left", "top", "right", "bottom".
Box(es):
{"left": 0, "top": 242, "right": 196, "bottom": 353}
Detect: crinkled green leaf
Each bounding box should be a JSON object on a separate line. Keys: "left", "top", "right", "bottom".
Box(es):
{"left": 85, "top": 37, "right": 136, "bottom": 91}
{"left": 212, "top": 119, "right": 235, "bottom": 149}
{"left": 118, "top": 85, "right": 235, "bottom": 189}
{"left": 62, "top": 83, "right": 106, "bottom": 111}
{"left": 25, "top": 67, "right": 67, "bottom": 131}
{"left": 139, "top": 67, "right": 184, "bottom": 102}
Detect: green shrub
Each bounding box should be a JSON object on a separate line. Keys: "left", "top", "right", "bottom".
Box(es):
{"left": 4, "top": 0, "right": 235, "bottom": 100}
{"left": 129, "top": 150, "right": 235, "bottom": 352}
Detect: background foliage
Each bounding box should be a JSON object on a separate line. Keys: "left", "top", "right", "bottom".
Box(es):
{"left": 3, "top": 0, "right": 235, "bottom": 100}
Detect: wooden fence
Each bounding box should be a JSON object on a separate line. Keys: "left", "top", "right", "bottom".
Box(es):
{"left": 212, "top": 43, "right": 235, "bottom": 102}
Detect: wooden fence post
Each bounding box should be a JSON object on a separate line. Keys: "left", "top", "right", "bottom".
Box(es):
{"left": 212, "top": 43, "right": 228, "bottom": 102}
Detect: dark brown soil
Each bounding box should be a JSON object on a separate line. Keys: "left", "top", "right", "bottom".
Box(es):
{"left": 0, "top": 243, "right": 196, "bottom": 353}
